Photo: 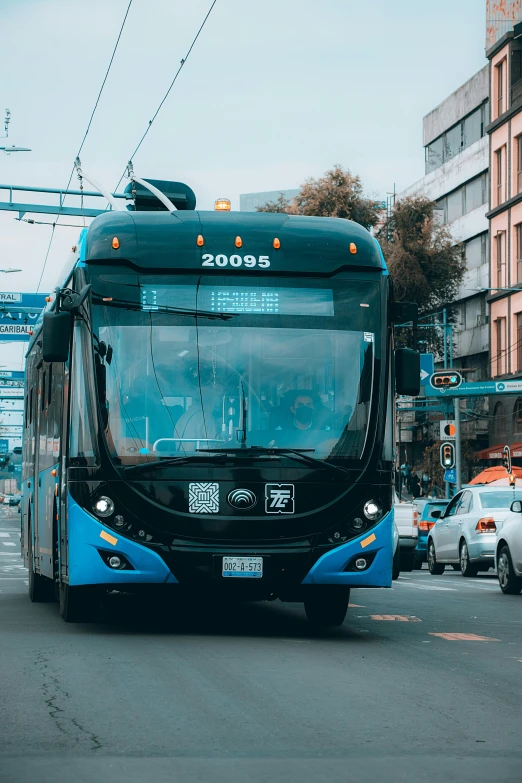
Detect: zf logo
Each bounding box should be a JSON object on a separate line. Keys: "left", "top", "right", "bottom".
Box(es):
{"left": 265, "top": 483, "right": 295, "bottom": 514}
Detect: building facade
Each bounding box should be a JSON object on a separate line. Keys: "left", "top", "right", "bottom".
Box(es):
{"left": 239, "top": 189, "right": 300, "bottom": 212}
{"left": 485, "top": 11, "right": 522, "bottom": 453}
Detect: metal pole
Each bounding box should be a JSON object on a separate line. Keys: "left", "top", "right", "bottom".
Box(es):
{"left": 398, "top": 418, "right": 402, "bottom": 501}
{"left": 443, "top": 308, "right": 447, "bottom": 368}
{"left": 449, "top": 324, "right": 453, "bottom": 368}
{"left": 454, "top": 397, "right": 462, "bottom": 492}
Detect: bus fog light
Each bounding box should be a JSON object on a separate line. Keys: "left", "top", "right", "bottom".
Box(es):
{"left": 108, "top": 555, "right": 122, "bottom": 569}
{"left": 93, "top": 496, "right": 114, "bottom": 518}
{"left": 355, "top": 558, "right": 367, "bottom": 570}
{"left": 364, "top": 500, "right": 382, "bottom": 521}
{"left": 352, "top": 517, "right": 365, "bottom": 530}
{"left": 114, "top": 514, "right": 126, "bottom": 528}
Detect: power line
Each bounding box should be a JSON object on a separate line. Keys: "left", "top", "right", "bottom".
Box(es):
{"left": 113, "top": 0, "right": 218, "bottom": 193}
{"left": 30, "top": 0, "right": 133, "bottom": 305}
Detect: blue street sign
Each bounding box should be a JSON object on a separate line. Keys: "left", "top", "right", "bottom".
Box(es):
{"left": 0, "top": 293, "right": 48, "bottom": 342}
{"left": 420, "top": 353, "right": 434, "bottom": 386}
{"left": 0, "top": 439, "right": 8, "bottom": 454}
{"left": 444, "top": 468, "right": 457, "bottom": 484}
{"left": 424, "top": 379, "right": 522, "bottom": 398}
{"left": 0, "top": 370, "right": 24, "bottom": 379}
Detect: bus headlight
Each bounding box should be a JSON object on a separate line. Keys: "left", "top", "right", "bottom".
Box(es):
{"left": 93, "top": 496, "right": 114, "bottom": 518}
{"left": 363, "top": 500, "right": 382, "bottom": 521}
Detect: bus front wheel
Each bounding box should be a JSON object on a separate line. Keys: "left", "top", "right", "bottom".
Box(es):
{"left": 59, "top": 583, "right": 101, "bottom": 623}
{"left": 304, "top": 586, "right": 350, "bottom": 627}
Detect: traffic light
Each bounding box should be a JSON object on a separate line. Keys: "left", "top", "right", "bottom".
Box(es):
{"left": 430, "top": 371, "right": 463, "bottom": 390}
{"left": 502, "top": 445, "right": 512, "bottom": 474}
{"left": 440, "top": 442, "right": 455, "bottom": 469}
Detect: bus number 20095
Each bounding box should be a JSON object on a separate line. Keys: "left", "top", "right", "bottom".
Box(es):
{"left": 201, "top": 254, "right": 270, "bottom": 268}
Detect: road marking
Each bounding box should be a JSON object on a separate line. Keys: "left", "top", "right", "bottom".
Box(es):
{"left": 349, "top": 603, "right": 365, "bottom": 608}
{"left": 2, "top": 542, "right": 15, "bottom": 547}
{"left": 371, "top": 615, "right": 421, "bottom": 622}
{"left": 0, "top": 533, "right": 10, "bottom": 537}
{"left": 396, "top": 582, "right": 456, "bottom": 591}
{"left": 429, "top": 633, "right": 500, "bottom": 642}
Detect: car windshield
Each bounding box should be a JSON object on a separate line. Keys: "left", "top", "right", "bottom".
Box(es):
{"left": 89, "top": 272, "right": 380, "bottom": 466}
{"left": 479, "top": 491, "right": 522, "bottom": 509}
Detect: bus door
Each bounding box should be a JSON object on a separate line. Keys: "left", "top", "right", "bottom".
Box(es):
{"left": 34, "top": 363, "right": 53, "bottom": 577}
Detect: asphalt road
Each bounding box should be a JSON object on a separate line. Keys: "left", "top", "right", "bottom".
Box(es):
{"left": 1, "top": 505, "right": 521, "bottom": 783}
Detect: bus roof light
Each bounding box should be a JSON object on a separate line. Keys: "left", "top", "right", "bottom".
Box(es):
{"left": 350, "top": 242, "right": 357, "bottom": 254}
{"left": 196, "top": 234, "right": 204, "bottom": 246}
{"left": 273, "top": 238, "right": 281, "bottom": 249}
{"left": 214, "top": 198, "right": 231, "bottom": 211}
{"left": 112, "top": 237, "right": 120, "bottom": 249}
{"left": 235, "top": 236, "right": 242, "bottom": 248}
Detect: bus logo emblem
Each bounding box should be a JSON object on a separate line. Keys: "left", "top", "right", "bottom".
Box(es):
{"left": 189, "top": 482, "right": 219, "bottom": 514}
{"left": 228, "top": 489, "right": 257, "bottom": 510}
{"left": 265, "top": 484, "right": 295, "bottom": 514}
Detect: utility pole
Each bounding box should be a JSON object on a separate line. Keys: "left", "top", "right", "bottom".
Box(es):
{"left": 454, "top": 397, "right": 462, "bottom": 492}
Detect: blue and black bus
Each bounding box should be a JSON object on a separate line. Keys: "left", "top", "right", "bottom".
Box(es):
{"left": 21, "top": 180, "right": 419, "bottom": 623}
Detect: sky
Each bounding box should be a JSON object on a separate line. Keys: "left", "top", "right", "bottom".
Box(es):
{"left": 0, "top": 0, "right": 488, "bottom": 366}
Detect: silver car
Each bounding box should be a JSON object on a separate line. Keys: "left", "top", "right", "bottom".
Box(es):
{"left": 495, "top": 499, "right": 522, "bottom": 595}
{"left": 427, "top": 486, "right": 522, "bottom": 577}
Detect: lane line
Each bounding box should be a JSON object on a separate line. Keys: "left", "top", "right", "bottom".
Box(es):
{"left": 429, "top": 633, "right": 500, "bottom": 642}
{"left": 2, "top": 542, "right": 15, "bottom": 547}
{"left": 370, "top": 615, "right": 421, "bottom": 622}
{"left": 394, "top": 582, "right": 457, "bottom": 591}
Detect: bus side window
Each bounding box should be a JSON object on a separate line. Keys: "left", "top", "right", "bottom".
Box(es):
{"left": 41, "top": 371, "right": 46, "bottom": 412}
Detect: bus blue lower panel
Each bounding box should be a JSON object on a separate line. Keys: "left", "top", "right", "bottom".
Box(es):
{"left": 67, "top": 496, "right": 178, "bottom": 586}
{"left": 301, "top": 510, "right": 393, "bottom": 588}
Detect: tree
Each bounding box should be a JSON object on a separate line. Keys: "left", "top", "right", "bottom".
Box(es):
{"left": 256, "top": 192, "right": 293, "bottom": 213}
{"left": 378, "top": 196, "right": 465, "bottom": 314}
{"left": 256, "top": 165, "right": 380, "bottom": 229}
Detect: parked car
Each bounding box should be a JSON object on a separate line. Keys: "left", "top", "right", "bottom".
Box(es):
{"left": 494, "top": 499, "right": 522, "bottom": 594}
{"left": 414, "top": 499, "right": 449, "bottom": 568}
{"left": 8, "top": 494, "right": 21, "bottom": 507}
{"left": 394, "top": 492, "right": 418, "bottom": 571}
{"left": 428, "top": 486, "right": 522, "bottom": 576}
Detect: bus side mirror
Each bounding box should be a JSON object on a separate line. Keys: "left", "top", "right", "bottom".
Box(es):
{"left": 42, "top": 312, "right": 72, "bottom": 363}
{"left": 510, "top": 500, "right": 522, "bottom": 513}
{"left": 395, "top": 348, "right": 420, "bottom": 396}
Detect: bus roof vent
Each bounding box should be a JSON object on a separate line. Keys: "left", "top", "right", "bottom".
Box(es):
{"left": 124, "top": 179, "right": 196, "bottom": 211}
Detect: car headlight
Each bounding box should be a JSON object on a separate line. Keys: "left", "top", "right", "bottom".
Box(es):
{"left": 93, "top": 496, "right": 115, "bottom": 518}
{"left": 364, "top": 500, "right": 382, "bottom": 521}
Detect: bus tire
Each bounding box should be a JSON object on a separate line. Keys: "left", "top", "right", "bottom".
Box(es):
{"left": 28, "top": 517, "right": 54, "bottom": 603}
{"left": 59, "top": 583, "right": 101, "bottom": 623}
{"left": 392, "top": 545, "right": 401, "bottom": 580}
{"left": 304, "top": 586, "right": 350, "bottom": 627}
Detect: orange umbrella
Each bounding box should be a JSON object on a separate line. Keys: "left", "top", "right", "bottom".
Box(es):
{"left": 469, "top": 466, "right": 522, "bottom": 485}
{"left": 485, "top": 477, "right": 522, "bottom": 486}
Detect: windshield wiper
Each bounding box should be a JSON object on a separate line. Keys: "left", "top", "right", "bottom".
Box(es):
{"left": 122, "top": 454, "right": 227, "bottom": 474}
{"left": 197, "top": 445, "right": 350, "bottom": 476}
{"left": 91, "top": 295, "right": 232, "bottom": 321}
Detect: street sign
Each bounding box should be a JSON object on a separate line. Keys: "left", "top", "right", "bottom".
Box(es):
{"left": 420, "top": 353, "right": 434, "bottom": 386}
{"left": 0, "top": 370, "right": 24, "bottom": 379}
{"left": 440, "top": 420, "right": 456, "bottom": 440}
{"left": 0, "top": 292, "right": 21, "bottom": 303}
{"left": 0, "top": 439, "right": 8, "bottom": 454}
{"left": 0, "top": 293, "right": 48, "bottom": 342}
{"left": 425, "top": 379, "right": 522, "bottom": 398}
{"left": 444, "top": 468, "right": 457, "bottom": 484}
{"left": 0, "top": 387, "right": 24, "bottom": 398}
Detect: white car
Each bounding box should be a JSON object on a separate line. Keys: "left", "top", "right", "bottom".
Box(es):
{"left": 427, "top": 486, "right": 522, "bottom": 577}
{"left": 495, "top": 498, "right": 522, "bottom": 595}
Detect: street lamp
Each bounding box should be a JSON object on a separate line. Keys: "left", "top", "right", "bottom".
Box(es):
{"left": 0, "top": 269, "right": 21, "bottom": 273}
{"left": 0, "top": 145, "right": 31, "bottom": 154}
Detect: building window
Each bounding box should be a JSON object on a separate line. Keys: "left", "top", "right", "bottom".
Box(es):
{"left": 517, "top": 224, "right": 522, "bottom": 284}
{"left": 496, "top": 317, "right": 507, "bottom": 375}
{"left": 424, "top": 101, "right": 489, "bottom": 175}
{"left": 496, "top": 232, "right": 506, "bottom": 288}
{"left": 497, "top": 59, "right": 505, "bottom": 116}
{"left": 518, "top": 316, "right": 522, "bottom": 373}
{"left": 517, "top": 135, "right": 522, "bottom": 194}
{"left": 496, "top": 147, "right": 504, "bottom": 205}
{"left": 436, "top": 172, "right": 488, "bottom": 225}
{"left": 494, "top": 401, "right": 505, "bottom": 436}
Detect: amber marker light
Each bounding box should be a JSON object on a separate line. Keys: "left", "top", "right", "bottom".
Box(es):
{"left": 273, "top": 238, "right": 281, "bottom": 249}
{"left": 45, "top": 296, "right": 52, "bottom": 302}
{"left": 235, "top": 236, "right": 242, "bottom": 248}
{"left": 102, "top": 297, "right": 113, "bottom": 302}
{"left": 112, "top": 237, "right": 120, "bottom": 249}
{"left": 350, "top": 242, "right": 357, "bottom": 254}
{"left": 214, "top": 198, "right": 231, "bottom": 211}
{"left": 196, "top": 235, "right": 204, "bottom": 246}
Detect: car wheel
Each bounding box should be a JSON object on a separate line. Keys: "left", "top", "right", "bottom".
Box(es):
{"left": 460, "top": 541, "right": 479, "bottom": 578}
{"left": 392, "top": 545, "right": 401, "bottom": 581}
{"left": 497, "top": 546, "right": 522, "bottom": 595}
{"left": 304, "top": 586, "right": 350, "bottom": 627}
{"left": 428, "top": 540, "right": 445, "bottom": 575}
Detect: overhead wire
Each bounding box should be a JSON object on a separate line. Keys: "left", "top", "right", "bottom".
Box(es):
{"left": 112, "top": 0, "right": 218, "bottom": 194}
{"left": 30, "top": 0, "right": 133, "bottom": 306}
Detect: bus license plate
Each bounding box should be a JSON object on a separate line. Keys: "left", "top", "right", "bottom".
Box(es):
{"left": 222, "top": 557, "right": 263, "bottom": 578}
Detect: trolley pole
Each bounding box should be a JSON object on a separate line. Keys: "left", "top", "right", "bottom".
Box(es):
{"left": 454, "top": 397, "right": 462, "bottom": 492}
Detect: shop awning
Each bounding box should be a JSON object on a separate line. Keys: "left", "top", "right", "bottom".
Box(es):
{"left": 476, "top": 442, "right": 522, "bottom": 460}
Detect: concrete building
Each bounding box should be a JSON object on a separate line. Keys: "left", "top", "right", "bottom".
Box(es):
{"left": 399, "top": 67, "right": 490, "bottom": 390}
{"left": 239, "top": 189, "right": 300, "bottom": 212}
{"left": 484, "top": 8, "right": 522, "bottom": 455}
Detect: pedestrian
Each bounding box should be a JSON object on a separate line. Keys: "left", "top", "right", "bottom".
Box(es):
{"left": 421, "top": 472, "right": 430, "bottom": 496}
{"left": 408, "top": 469, "right": 421, "bottom": 499}
{"left": 401, "top": 461, "right": 411, "bottom": 487}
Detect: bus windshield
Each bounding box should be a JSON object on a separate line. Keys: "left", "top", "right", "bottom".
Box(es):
{"left": 89, "top": 273, "right": 381, "bottom": 466}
